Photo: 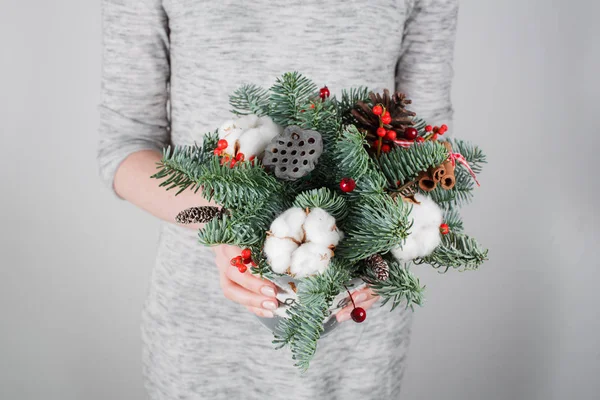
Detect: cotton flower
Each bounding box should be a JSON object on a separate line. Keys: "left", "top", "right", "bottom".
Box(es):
{"left": 391, "top": 194, "right": 443, "bottom": 261}
{"left": 290, "top": 243, "right": 333, "bottom": 278}
{"left": 264, "top": 207, "right": 341, "bottom": 278}
{"left": 303, "top": 207, "right": 341, "bottom": 247}
{"left": 264, "top": 236, "right": 299, "bottom": 274}
{"left": 269, "top": 207, "right": 307, "bottom": 243}
{"left": 217, "top": 115, "right": 282, "bottom": 159}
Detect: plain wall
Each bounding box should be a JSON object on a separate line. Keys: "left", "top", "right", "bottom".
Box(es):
{"left": 1, "top": 1, "right": 598, "bottom": 399}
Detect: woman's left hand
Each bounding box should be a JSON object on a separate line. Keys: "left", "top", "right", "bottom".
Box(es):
{"left": 336, "top": 288, "right": 380, "bottom": 323}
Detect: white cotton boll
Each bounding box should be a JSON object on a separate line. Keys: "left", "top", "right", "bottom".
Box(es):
{"left": 290, "top": 243, "right": 333, "bottom": 278}
{"left": 304, "top": 208, "right": 340, "bottom": 246}
{"left": 234, "top": 114, "right": 260, "bottom": 130}
{"left": 391, "top": 194, "right": 443, "bottom": 261}
{"left": 410, "top": 194, "right": 443, "bottom": 231}
{"left": 218, "top": 120, "right": 236, "bottom": 138}
{"left": 418, "top": 225, "right": 442, "bottom": 257}
{"left": 269, "top": 207, "right": 307, "bottom": 242}
{"left": 257, "top": 116, "right": 283, "bottom": 137}
{"left": 237, "top": 127, "right": 269, "bottom": 159}
{"left": 391, "top": 234, "right": 422, "bottom": 261}
{"left": 264, "top": 236, "right": 299, "bottom": 274}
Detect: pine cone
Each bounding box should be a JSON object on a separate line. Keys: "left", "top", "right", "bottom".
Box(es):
{"left": 175, "top": 206, "right": 227, "bottom": 224}
{"left": 366, "top": 254, "right": 389, "bottom": 281}
{"left": 351, "top": 89, "right": 416, "bottom": 139}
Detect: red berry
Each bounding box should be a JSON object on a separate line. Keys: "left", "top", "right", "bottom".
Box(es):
{"left": 241, "top": 248, "right": 252, "bottom": 259}
{"left": 320, "top": 86, "right": 330, "bottom": 100}
{"left": 385, "top": 130, "right": 397, "bottom": 141}
{"left": 230, "top": 256, "right": 242, "bottom": 266}
{"left": 230, "top": 159, "right": 237, "bottom": 168}
{"left": 340, "top": 177, "right": 356, "bottom": 193}
{"left": 431, "top": 133, "right": 439, "bottom": 141}
{"left": 236, "top": 152, "right": 245, "bottom": 161}
{"left": 242, "top": 258, "right": 253, "bottom": 265}
{"left": 310, "top": 103, "right": 315, "bottom": 109}
{"left": 372, "top": 105, "right": 383, "bottom": 116}
{"left": 425, "top": 125, "right": 433, "bottom": 133}
{"left": 371, "top": 141, "right": 379, "bottom": 149}
{"left": 217, "top": 139, "right": 228, "bottom": 150}
{"left": 439, "top": 124, "right": 448, "bottom": 135}
{"left": 440, "top": 223, "right": 450, "bottom": 235}
{"left": 381, "top": 111, "right": 392, "bottom": 125}
{"left": 376, "top": 127, "right": 387, "bottom": 137}
{"left": 404, "top": 127, "right": 418, "bottom": 140}
{"left": 213, "top": 149, "right": 222, "bottom": 156}
{"left": 237, "top": 265, "right": 248, "bottom": 273}
{"left": 381, "top": 144, "right": 391, "bottom": 153}
{"left": 416, "top": 137, "right": 425, "bottom": 143}
{"left": 351, "top": 307, "right": 366, "bottom": 323}
{"left": 433, "top": 126, "right": 440, "bottom": 133}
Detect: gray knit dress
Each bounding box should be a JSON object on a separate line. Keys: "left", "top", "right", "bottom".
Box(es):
{"left": 98, "top": 1, "right": 458, "bottom": 398}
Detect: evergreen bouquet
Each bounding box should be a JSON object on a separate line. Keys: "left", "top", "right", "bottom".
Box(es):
{"left": 153, "top": 72, "right": 488, "bottom": 371}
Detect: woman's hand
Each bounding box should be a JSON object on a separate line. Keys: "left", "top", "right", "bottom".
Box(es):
{"left": 336, "top": 288, "right": 380, "bottom": 323}
{"left": 213, "top": 244, "right": 279, "bottom": 318}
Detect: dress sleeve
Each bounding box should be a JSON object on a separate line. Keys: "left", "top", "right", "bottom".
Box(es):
{"left": 396, "top": 0, "right": 459, "bottom": 132}
{"left": 97, "top": 0, "right": 171, "bottom": 195}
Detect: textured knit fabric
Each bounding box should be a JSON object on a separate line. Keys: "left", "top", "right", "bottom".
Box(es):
{"left": 98, "top": 1, "right": 458, "bottom": 399}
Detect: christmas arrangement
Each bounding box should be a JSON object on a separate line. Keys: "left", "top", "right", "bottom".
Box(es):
{"left": 152, "top": 72, "right": 488, "bottom": 371}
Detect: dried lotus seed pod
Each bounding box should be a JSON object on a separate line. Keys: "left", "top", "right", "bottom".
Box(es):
{"left": 262, "top": 126, "right": 323, "bottom": 181}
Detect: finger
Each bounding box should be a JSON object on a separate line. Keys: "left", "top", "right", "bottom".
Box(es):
{"left": 356, "top": 295, "right": 380, "bottom": 311}
{"left": 245, "top": 305, "right": 275, "bottom": 318}
{"left": 226, "top": 265, "right": 278, "bottom": 298}
{"left": 336, "top": 289, "right": 377, "bottom": 323}
{"left": 221, "top": 279, "right": 279, "bottom": 311}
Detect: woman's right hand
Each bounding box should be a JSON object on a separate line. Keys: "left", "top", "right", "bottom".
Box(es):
{"left": 213, "top": 244, "right": 279, "bottom": 318}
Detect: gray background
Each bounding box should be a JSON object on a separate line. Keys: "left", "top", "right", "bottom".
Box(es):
{"left": 1, "top": 0, "right": 599, "bottom": 399}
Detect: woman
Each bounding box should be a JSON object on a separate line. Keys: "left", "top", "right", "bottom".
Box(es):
{"left": 98, "top": 0, "right": 458, "bottom": 398}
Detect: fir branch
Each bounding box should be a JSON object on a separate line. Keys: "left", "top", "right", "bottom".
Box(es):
{"left": 331, "top": 125, "right": 370, "bottom": 182}
{"left": 196, "top": 158, "right": 285, "bottom": 209}
{"left": 448, "top": 139, "right": 487, "bottom": 174}
{"left": 293, "top": 188, "right": 349, "bottom": 221}
{"left": 229, "top": 84, "right": 270, "bottom": 116}
{"left": 338, "top": 86, "right": 370, "bottom": 125}
{"left": 379, "top": 141, "right": 449, "bottom": 186}
{"left": 364, "top": 259, "right": 425, "bottom": 311}
{"left": 416, "top": 232, "right": 488, "bottom": 272}
{"left": 201, "top": 131, "right": 220, "bottom": 156}
{"left": 199, "top": 197, "right": 286, "bottom": 247}
{"left": 442, "top": 209, "right": 465, "bottom": 233}
{"left": 336, "top": 195, "right": 412, "bottom": 261}
{"left": 349, "top": 168, "right": 388, "bottom": 199}
{"left": 296, "top": 97, "right": 341, "bottom": 140}
{"left": 152, "top": 145, "right": 209, "bottom": 195}
{"left": 273, "top": 260, "right": 352, "bottom": 372}
{"left": 269, "top": 72, "right": 318, "bottom": 127}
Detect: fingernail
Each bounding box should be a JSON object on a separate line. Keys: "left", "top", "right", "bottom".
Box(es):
{"left": 261, "top": 310, "right": 274, "bottom": 318}
{"left": 262, "top": 301, "right": 278, "bottom": 310}
{"left": 337, "top": 312, "right": 350, "bottom": 322}
{"left": 355, "top": 293, "right": 367, "bottom": 303}
{"left": 261, "top": 286, "right": 276, "bottom": 297}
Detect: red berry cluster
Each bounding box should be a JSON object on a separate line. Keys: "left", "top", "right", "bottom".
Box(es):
{"left": 423, "top": 124, "right": 448, "bottom": 141}
{"left": 370, "top": 103, "right": 397, "bottom": 155}
{"left": 230, "top": 248, "right": 256, "bottom": 273}
{"left": 213, "top": 139, "right": 255, "bottom": 168}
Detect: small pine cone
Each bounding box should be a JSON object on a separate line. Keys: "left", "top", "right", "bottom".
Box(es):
{"left": 366, "top": 254, "right": 389, "bottom": 281}
{"left": 175, "top": 206, "right": 226, "bottom": 224}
